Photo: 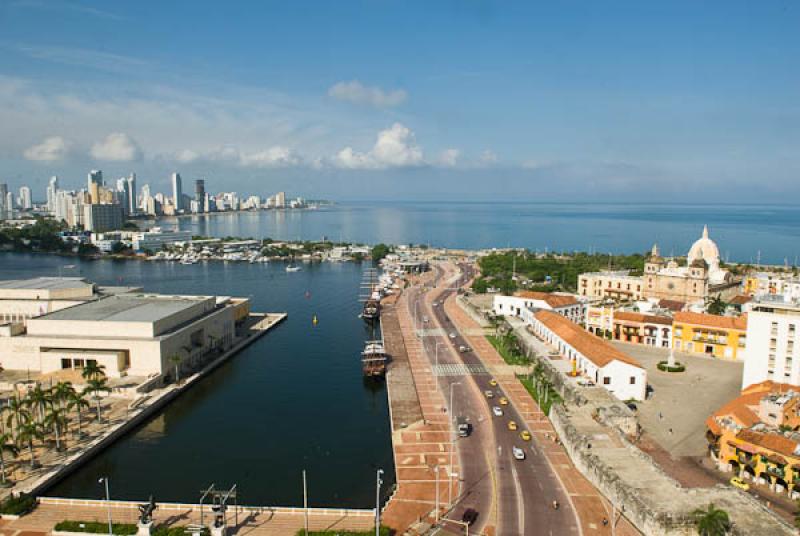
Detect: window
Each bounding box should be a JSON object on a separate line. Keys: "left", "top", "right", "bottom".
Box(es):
{"left": 630, "top": 376, "right": 636, "bottom": 384}
{"left": 603, "top": 377, "right": 611, "bottom": 385}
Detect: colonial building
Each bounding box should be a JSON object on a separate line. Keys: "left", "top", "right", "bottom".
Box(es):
{"left": 643, "top": 226, "right": 739, "bottom": 303}
{"left": 577, "top": 270, "right": 643, "bottom": 302}
{"left": 529, "top": 310, "right": 647, "bottom": 401}
{"left": 493, "top": 291, "right": 585, "bottom": 324}
{"left": 706, "top": 381, "right": 800, "bottom": 498}
{"left": 672, "top": 311, "right": 747, "bottom": 361}
{"left": 611, "top": 311, "right": 672, "bottom": 348}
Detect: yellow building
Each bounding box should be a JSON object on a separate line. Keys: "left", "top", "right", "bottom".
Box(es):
{"left": 707, "top": 382, "right": 800, "bottom": 497}
{"left": 672, "top": 311, "right": 747, "bottom": 360}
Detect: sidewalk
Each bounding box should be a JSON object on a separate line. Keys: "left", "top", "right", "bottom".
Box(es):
{"left": 444, "top": 282, "right": 641, "bottom": 536}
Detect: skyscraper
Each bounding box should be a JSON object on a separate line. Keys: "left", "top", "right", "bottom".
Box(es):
{"left": 88, "top": 170, "right": 103, "bottom": 204}
{"left": 127, "top": 173, "right": 137, "bottom": 214}
{"left": 116, "top": 177, "right": 131, "bottom": 215}
{"left": 0, "top": 183, "right": 7, "bottom": 219}
{"left": 194, "top": 179, "right": 205, "bottom": 202}
{"left": 47, "top": 176, "right": 59, "bottom": 211}
{"left": 171, "top": 172, "right": 183, "bottom": 212}
{"left": 19, "top": 186, "right": 32, "bottom": 210}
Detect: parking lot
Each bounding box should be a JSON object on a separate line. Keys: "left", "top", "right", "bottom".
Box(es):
{"left": 611, "top": 341, "right": 743, "bottom": 457}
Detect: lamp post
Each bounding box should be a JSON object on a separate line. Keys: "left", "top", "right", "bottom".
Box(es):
{"left": 448, "top": 382, "right": 461, "bottom": 507}
{"left": 98, "top": 477, "right": 112, "bottom": 536}
{"left": 375, "top": 469, "right": 384, "bottom": 536}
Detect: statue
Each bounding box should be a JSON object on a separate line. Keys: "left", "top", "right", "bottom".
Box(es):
{"left": 138, "top": 495, "right": 157, "bottom": 525}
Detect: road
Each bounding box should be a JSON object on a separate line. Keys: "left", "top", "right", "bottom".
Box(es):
{"left": 407, "top": 262, "right": 579, "bottom": 535}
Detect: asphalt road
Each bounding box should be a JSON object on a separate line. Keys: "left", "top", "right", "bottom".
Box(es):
{"left": 409, "top": 262, "right": 578, "bottom": 535}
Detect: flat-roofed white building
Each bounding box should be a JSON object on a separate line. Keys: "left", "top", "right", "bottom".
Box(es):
{"left": 529, "top": 310, "right": 647, "bottom": 401}
{"left": 743, "top": 296, "right": 800, "bottom": 389}
{"left": 0, "top": 290, "right": 250, "bottom": 381}
{"left": 0, "top": 277, "right": 98, "bottom": 324}
{"left": 493, "top": 291, "right": 585, "bottom": 324}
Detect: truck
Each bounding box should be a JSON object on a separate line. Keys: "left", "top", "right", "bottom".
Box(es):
{"left": 457, "top": 416, "right": 472, "bottom": 437}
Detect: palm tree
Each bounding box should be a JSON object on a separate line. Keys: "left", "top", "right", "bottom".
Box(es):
{"left": 44, "top": 407, "right": 68, "bottom": 451}
{"left": 83, "top": 378, "right": 111, "bottom": 422}
{"left": 26, "top": 384, "right": 51, "bottom": 425}
{"left": 0, "top": 433, "right": 19, "bottom": 486}
{"left": 5, "top": 396, "right": 29, "bottom": 442}
{"left": 67, "top": 391, "right": 90, "bottom": 438}
{"left": 17, "top": 421, "right": 44, "bottom": 469}
{"left": 693, "top": 503, "right": 731, "bottom": 536}
{"left": 81, "top": 361, "right": 106, "bottom": 382}
{"left": 168, "top": 354, "right": 183, "bottom": 383}
{"left": 52, "top": 382, "right": 76, "bottom": 412}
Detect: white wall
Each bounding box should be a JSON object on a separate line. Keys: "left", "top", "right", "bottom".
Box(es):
{"left": 743, "top": 309, "right": 800, "bottom": 389}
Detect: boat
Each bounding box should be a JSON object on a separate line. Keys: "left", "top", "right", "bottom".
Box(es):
{"left": 360, "top": 268, "right": 381, "bottom": 322}
{"left": 286, "top": 264, "right": 302, "bottom": 272}
{"left": 361, "top": 340, "right": 388, "bottom": 377}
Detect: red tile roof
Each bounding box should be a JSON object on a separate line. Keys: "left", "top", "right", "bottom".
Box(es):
{"left": 613, "top": 311, "right": 672, "bottom": 326}
{"left": 736, "top": 429, "right": 799, "bottom": 459}
{"left": 674, "top": 311, "right": 747, "bottom": 331}
{"left": 658, "top": 299, "right": 686, "bottom": 312}
{"left": 533, "top": 310, "right": 642, "bottom": 369}
{"left": 707, "top": 381, "right": 798, "bottom": 435}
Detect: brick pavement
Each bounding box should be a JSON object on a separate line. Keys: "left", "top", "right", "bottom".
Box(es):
{"left": 443, "top": 263, "right": 642, "bottom": 536}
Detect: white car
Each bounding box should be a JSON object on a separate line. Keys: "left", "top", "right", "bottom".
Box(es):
{"left": 449, "top": 333, "right": 456, "bottom": 339}
{"left": 423, "top": 316, "right": 429, "bottom": 323}
{"left": 512, "top": 446, "right": 526, "bottom": 460}
{"left": 492, "top": 406, "right": 503, "bottom": 417}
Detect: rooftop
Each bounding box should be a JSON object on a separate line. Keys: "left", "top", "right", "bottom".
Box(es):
{"left": 514, "top": 291, "right": 579, "bottom": 308}
{"left": 534, "top": 309, "right": 643, "bottom": 369}
{"left": 0, "top": 277, "right": 91, "bottom": 291}
{"left": 673, "top": 311, "right": 747, "bottom": 331}
{"left": 613, "top": 311, "right": 672, "bottom": 325}
{"left": 39, "top": 294, "right": 211, "bottom": 323}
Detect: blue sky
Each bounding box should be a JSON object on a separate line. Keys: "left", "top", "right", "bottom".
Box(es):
{"left": 0, "top": 1, "right": 798, "bottom": 201}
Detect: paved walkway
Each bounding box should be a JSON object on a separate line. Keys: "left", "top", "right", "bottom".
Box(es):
{"left": 445, "top": 278, "right": 641, "bottom": 536}
{"left": 0, "top": 501, "right": 373, "bottom": 536}
{"left": 382, "top": 274, "right": 460, "bottom": 534}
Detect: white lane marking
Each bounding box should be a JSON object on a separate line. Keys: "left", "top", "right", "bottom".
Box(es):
{"left": 511, "top": 462, "right": 525, "bottom": 534}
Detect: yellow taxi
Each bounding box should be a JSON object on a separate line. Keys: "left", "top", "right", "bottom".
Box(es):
{"left": 520, "top": 430, "right": 532, "bottom": 441}
{"left": 499, "top": 397, "right": 509, "bottom": 406}
{"left": 507, "top": 420, "right": 518, "bottom": 431}
{"left": 489, "top": 379, "right": 498, "bottom": 387}
{"left": 730, "top": 477, "right": 749, "bottom": 491}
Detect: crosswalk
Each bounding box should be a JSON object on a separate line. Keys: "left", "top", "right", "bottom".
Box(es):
{"left": 432, "top": 363, "right": 489, "bottom": 376}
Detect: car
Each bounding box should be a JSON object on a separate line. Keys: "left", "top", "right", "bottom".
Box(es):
{"left": 459, "top": 345, "right": 471, "bottom": 353}
{"left": 577, "top": 379, "right": 595, "bottom": 387}
{"left": 484, "top": 390, "right": 494, "bottom": 398}
{"left": 507, "top": 420, "right": 518, "bottom": 431}
{"left": 625, "top": 401, "right": 638, "bottom": 412}
{"left": 432, "top": 302, "right": 439, "bottom": 307}
{"left": 449, "top": 332, "right": 456, "bottom": 339}
{"left": 492, "top": 406, "right": 503, "bottom": 417}
{"left": 489, "top": 379, "right": 498, "bottom": 387}
{"left": 512, "top": 446, "right": 526, "bottom": 460}
{"left": 461, "top": 508, "right": 479, "bottom": 526}
{"left": 422, "top": 316, "right": 429, "bottom": 323}
{"left": 730, "top": 477, "right": 750, "bottom": 491}
{"left": 499, "top": 397, "right": 509, "bottom": 406}
{"left": 520, "top": 430, "right": 532, "bottom": 441}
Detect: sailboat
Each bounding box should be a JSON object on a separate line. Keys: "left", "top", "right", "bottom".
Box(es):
{"left": 286, "top": 254, "right": 302, "bottom": 272}
{"left": 359, "top": 268, "right": 380, "bottom": 322}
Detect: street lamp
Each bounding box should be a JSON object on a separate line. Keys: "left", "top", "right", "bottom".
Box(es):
{"left": 98, "top": 477, "right": 112, "bottom": 536}
{"left": 448, "top": 382, "right": 461, "bottom": 507}
{"left": 375, "top": 469, "right": 384, "bottom": 536}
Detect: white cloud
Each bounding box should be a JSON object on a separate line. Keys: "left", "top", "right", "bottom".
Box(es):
{"left": 239, "top": 146, "right": 301, "bottom": 168}
{"left": 335, "top": 123, "right": 424, "bottom": 169}
{"left": 23, "top": 136, "right": 68, "bottom": 161}
{"left": 174, "top": 149, "right": 199, "bottom": 163}
{"left": 438, "top": 148, "right": 460, "bottom": 167}
{"left": 480, "top": 149, "right": 498, "bottom": 164}
{"left": 328, "top": 80, "right": 407, "bottom": 108}
{"left": 90, "top": 132, "right": 142, "bottom": 161}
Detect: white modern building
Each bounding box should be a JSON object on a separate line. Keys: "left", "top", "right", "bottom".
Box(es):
{"left": 742, "top": 295, "right": 800, "bottom": 389}
{"left": 493, "top": 291, "right": 585, "bottom": 324}
{"left": 132, "top": 228, "right": 193, "bottom": 252}
{"left": 172, "top": 172, "right": 183, "bottom": 212}
{"left": 529, "top": 310, "right": 647, "bottom": 401}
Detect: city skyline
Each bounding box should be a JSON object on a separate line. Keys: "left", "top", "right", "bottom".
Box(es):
{"left": 1, "top": 1, "right": 799, "bottom": 201}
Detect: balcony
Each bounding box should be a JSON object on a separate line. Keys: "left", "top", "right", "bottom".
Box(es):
{"left": 767, "top": 465, "right": 785, "bottom": 479}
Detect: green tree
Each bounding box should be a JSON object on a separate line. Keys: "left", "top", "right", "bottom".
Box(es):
{"left": 51, "top": 382, "right": 76, "bottom": 412}
{"left": 67, "top": 391, "right": 90, "bottom": 438}
{"left": 693, "top": 503, "right": 731, "bottom": 536}
{"left": 25, "top": 385, "right": 51, "bottom": 425}
{"left": 83, "top": 378, "right": 111, "bottom": 422}
{"left": 5, "top": 396, "right": 29, "bottom": 442}
{"left": 44, "top": 407, "right": 68, "bottom": 451}
{"left": 707, "top": 296, "right": 728, "bottom": 316}
{"left": 17, "top": 421, "right": 44, "bottom": 469}
{"left": 370, "top": 243, "right": 391, "bottom": 263}
{"left": 77, "top": 243, "right": 99, "bottom": 257}
{"left": 81, "top": 361, "right": 106, "bottom": 382}
{"left": 0, "top": 432, "right": 19, "bottom": 485}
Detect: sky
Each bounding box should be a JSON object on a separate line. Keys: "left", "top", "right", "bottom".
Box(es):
{"left": 0, "top": 1, "right": 798, "bottom": 202}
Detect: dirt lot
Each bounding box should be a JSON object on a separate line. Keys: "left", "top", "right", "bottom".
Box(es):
{"left": 611, "top": 341, "right": 743, "bottom": 457}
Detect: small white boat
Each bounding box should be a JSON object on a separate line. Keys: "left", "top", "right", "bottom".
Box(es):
{"left": 286, "top": 264, "right": 302, "bottom": 272}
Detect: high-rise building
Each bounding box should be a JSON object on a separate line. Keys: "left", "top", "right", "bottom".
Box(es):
{"left": 19, "top": 186, "right": 32, "bottom": 210}
{"left": 194, "top": 179, "right": 205, "bottom": 203}
{"left": 742, "top": 296, "right": 800, "bottom": 389}
{"left": 83, "top": 203, "right": 124, "bottom": 232}
{"left": 47, "top": 176, "right": 59, "bottom": 211}
{"left": 116, "top": 178, "right": 131, "bottom": 215}
{"left": 127, "top": 173, "right": 137, "bottom": 214}
{"left": 140, "top": 184, "right": 151, "bottom": 211}
{"left": 276, "top": 191, "right": 286, "bottom": 208}
{"left": 171, "top": 172, "right": 183, "bottom": 212}
{"left": 0, "top": 183, "right": 7, "bottom": 218}
{"left": 88, "top": 170, "right": 103, "bottom": 204}
{"left": 5, "top": 191, "right": 13, "bottom": 216}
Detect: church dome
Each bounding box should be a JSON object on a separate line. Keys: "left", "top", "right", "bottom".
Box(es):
{"left": 687, "top": 225, "right": 720, "bottom": 272}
